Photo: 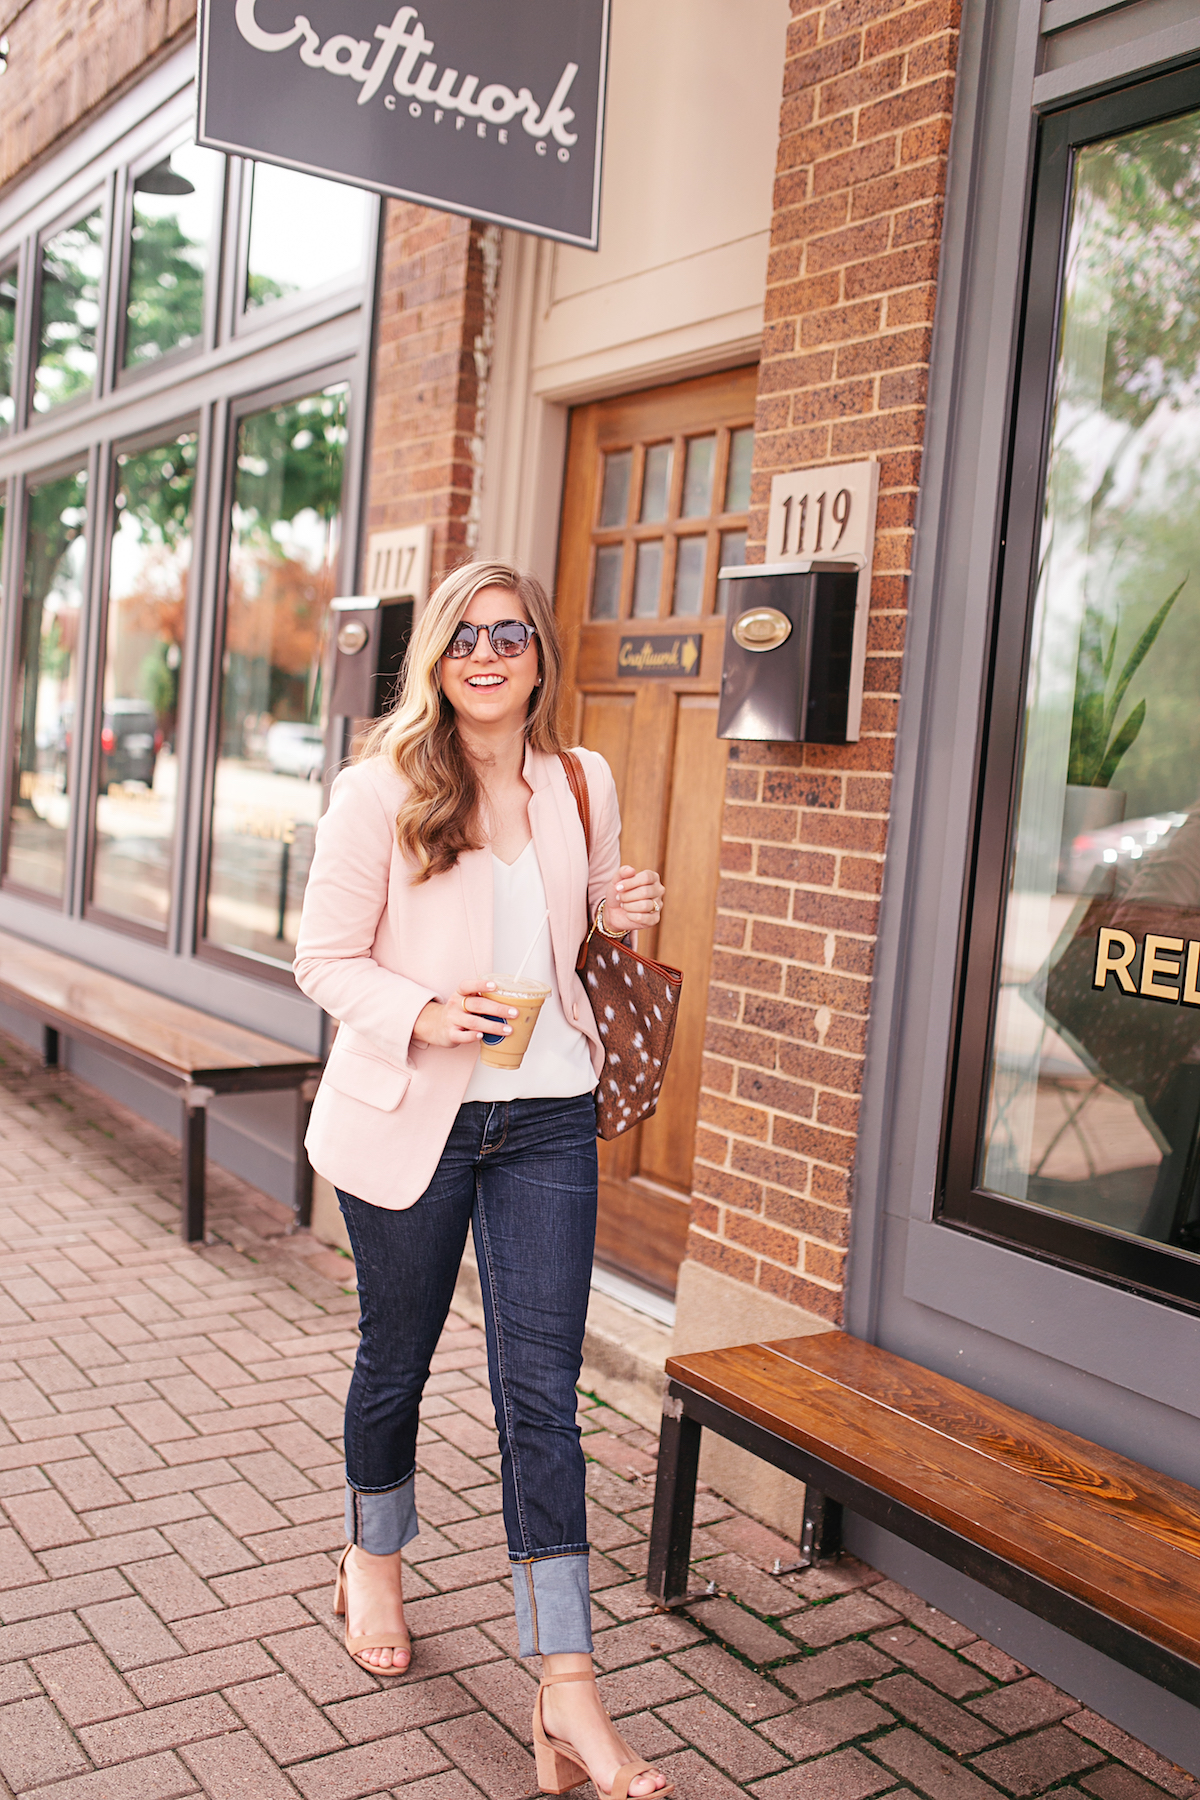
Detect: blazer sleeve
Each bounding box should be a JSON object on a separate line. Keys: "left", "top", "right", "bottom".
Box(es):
{"left": 581, "top": 748, "right": 622, "bottom": 916}
{"left": 293, "top": 764, "right": 437, "bottom": 1067}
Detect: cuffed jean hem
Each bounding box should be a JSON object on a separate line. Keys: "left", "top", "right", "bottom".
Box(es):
{"left": 511, "top": 1550, "right": 592, "bottom": 1657}
{"left": 345, "top": 1476, "right": 419, "bottom": 1556}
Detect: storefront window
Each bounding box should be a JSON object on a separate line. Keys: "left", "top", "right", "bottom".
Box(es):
{"left": 91, "top": 433, "right": 196, "bottom": 929}
{"left": 205, "top": 385, "right": 347, "bottom": 963}
{"left": 33, "top": 210, "right": 104, "bottom": 413}
{"left": 0, "top": 264, "right": 16, "bottom": 431}
{"left": 7, "top": 468, "right": 88, "bottom": 897}
{"left": 124, "top": 145, "right": 223, "bottom": 369}
{"left": 980, "top": 108, "right": 1200, "bottom": 1264}
{"left": 244, "top": 165, "right": 370, "bottom": 312}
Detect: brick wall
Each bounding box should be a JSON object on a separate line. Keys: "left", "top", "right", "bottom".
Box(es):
{"left": 0, "top": 0, "right": 196, "bottom": 189}
{"left": 687, "top": 0, "right": 961, "bottom": 1324}
{"left": 363, "top": 206, "right": 499, "bottom": 583}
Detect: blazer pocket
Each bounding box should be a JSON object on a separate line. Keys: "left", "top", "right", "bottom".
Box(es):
{"left": 322, "top": 1046, "right": 412, "bottom": 1111}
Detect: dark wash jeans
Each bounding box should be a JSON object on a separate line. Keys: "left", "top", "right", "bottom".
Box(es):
{"left": 337, "top": 1093, "right": 598, "bottom": 1655}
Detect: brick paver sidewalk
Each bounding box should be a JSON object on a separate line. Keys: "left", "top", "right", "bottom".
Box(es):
{"left": 0, "top": 1030, "right": 1195, "bottom": 1799}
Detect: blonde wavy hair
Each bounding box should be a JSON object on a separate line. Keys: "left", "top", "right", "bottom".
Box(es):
{"left": 358, "top": 559, "right": 566, "bottom": 881}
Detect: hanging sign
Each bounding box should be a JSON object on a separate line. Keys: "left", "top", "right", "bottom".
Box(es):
{"left": 196, "top": 0, "right": 611, "bottom": 248}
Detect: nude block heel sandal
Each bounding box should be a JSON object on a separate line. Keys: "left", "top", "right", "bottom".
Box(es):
{"left": 533, "top": 1669, "right": 674, "bottom": 1798}
{"left": 333, "top": 1544, "right": 412, "bottom": 1676}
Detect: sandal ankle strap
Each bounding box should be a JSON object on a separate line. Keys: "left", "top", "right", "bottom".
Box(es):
{"left": 538, "top": 1669, "right": 597, "bottom": 1686}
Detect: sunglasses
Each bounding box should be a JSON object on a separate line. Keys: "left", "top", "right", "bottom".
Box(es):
{"left": 443, "top": 619, "right": 536, "bottom": 660}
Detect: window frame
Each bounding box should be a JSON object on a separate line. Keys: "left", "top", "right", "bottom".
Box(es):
{"left": 196, "top": 362, "right": 357, "bottom": 983}
{"left": 939, "top": 61, "right": 1200, "bottom": 1317}
{"left": 113, "top": 133, "right": 228, "bottom": 390}
{"left": 0, "top": 446, "right": 99, "bottom": 908}
{"left": 232, "top": 158, "right": 375, "bottom": 339}
{"left": 29, "top": 188, "right": 111, "bottom": 425}
{"left": 82, "top": 411, "right": 206, "bottom": 944}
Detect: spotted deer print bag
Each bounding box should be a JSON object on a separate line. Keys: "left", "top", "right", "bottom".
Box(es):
{"left": 560, "top": 751, "right": 683, "bottom": 1140}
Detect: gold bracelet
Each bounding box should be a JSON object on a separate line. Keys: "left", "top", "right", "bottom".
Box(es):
{"left": 594, "top": 899, "right": 625, "bottom": 940}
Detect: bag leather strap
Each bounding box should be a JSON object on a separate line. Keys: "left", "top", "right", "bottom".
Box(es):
{"left": 559, "top": 749, "right": 592, "bottom": 855}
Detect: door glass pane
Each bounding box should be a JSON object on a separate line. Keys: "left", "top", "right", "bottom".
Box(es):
{"left": 724, "top": 426, "right": 754, "bottom": 513}
{"left": 715, "top": 530, "right": 748, "bottom": 614}
{"left": 672, "top": 537, "right": 706, "bottom": 616}
{"left": 599, "top": 449, "right": 632, "bottom": 528}
{"left": 639, "top": 444, "right": 673, "bottom": 523}
{"left": 206, "top": 386, "right": 347, "bottom": 963}
{"left": 91, "top": 433, "right": 196, "bottom": 929}
{"left": 0, "top": 264, "right": 16, "bottom": 431}
{"left": 125, "top": 144, "right": 223, "bottom": 369}
{"left": 681, "top": 436, "right": 715, "bottom": 518}
{"left": 245, "top": 165, "right": 369, "bottom": 311}
{"left": 980, "top": 110, "right": 1200, "bottom": 1263}
{"left": 34, "top": 211, "right": 103, "bottom": 413}
{"left": 590, "top": 543, "right": 623, "bottom": 620}
{"left": 632, "top": 540, "right": 663, "bottom": 617}
{"left": 8, "top": 468, "right": 88, "bottom": 897}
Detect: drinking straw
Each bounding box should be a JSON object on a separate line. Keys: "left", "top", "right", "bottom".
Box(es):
{"left": 513, "top": 909, "right": 551, "bottom": 981}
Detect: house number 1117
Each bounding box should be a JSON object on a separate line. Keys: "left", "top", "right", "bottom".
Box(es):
{"left": 779, "top": 488, "right": 852, "bottom": 556}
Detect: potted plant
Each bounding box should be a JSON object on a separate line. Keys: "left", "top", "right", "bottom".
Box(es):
{"left": 1059, "top": 576, "right": 1185, "bottom": 887}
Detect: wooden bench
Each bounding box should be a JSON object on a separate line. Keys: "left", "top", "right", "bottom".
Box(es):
{"left": 647, "top": 1330, "right": 1200, "bottom": 1710}
{"left": 0, "top": 929, "right": 323, "bottom": 1243}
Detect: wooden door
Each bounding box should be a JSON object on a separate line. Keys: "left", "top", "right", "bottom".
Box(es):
{"left": 557, "top": 367, "right": 757, "bottom": 1296}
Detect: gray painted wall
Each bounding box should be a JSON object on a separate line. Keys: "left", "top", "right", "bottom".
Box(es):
{"left": 844, "top": 0, "right": 1200, "bottom": 1768}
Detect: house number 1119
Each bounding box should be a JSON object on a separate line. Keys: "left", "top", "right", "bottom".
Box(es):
{"left": 765, "top": 461, "right": 879, "bottom": 566}
{"left": 780, "top": 488, "right": 852, "bottom": 556}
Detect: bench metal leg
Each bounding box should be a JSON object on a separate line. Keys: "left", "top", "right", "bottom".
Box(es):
{"left": 293, "top": 1078, "right": 319, "bottom": 1229}
{"left": 773, "top": 1486, "right": 844, "bottom": 1576}
{"left": 42, "top": 1026, "right": 59, "bottom": 1068}
{"left": 647, "top": 1395, "right": 702, "bottom": 1607}
{"left": 182, "top": 1090, "right": 212, "bottom": 1244}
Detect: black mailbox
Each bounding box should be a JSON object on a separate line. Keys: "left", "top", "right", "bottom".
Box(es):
{"left": 717, "top": 563, "right": 860, "bottom": 743}
{"left": 328, "top": 596, "right": 413, "bottom": 720}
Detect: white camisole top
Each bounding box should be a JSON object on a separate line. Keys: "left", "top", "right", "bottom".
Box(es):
{"left": 461, "top": 840, "right": 597, "bottom": 1103}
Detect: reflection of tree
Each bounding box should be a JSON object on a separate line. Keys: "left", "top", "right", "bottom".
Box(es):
{"left": 219, "top": 391, "right": 346, "bottom": 756}
{"left": 35, "top": 213, "right": 102, "bottom": 407}
{"left": 108, "top": 437, "right": 197, "bottom": 746}
{"left": 0, "top": 266, "right": 16, "bottom": 423}
{"left": 125, "top": 211, "right": 206, "bottom": 365}
{"left": 1051, "top": 117, "right": 1200, "bottom": 809}
{"left": 1077, "top": 125, "right": 1200, "bottom": 429}
{"left": 17, "top": 473, "right": 87, "bottom": 800}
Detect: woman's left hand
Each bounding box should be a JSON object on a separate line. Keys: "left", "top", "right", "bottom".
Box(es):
{"left": 603, "top": 864, "right": 665, "bottom": 935}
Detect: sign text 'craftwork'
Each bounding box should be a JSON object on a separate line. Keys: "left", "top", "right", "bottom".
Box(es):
{"left": 617, "top": 635, "right": 702, "bottom": 679}
{"left": 197, "top": 0, "right": 611, "bottom": 247}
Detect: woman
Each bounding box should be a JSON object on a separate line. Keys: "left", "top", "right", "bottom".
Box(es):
{"left": 294, "top": 560, "right": 672, "bottom": 1799}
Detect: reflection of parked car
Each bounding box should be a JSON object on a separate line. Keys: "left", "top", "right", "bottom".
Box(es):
{"left": 266, "top": 721, "right": 325, "bottom": 780}
{"left": 99, "top": 699, "right": 160, "bottom": 788}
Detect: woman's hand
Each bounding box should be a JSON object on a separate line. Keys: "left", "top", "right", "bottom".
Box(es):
{"left": 602, "top": 864, "right": 665, "bottom": 936}
{"left": 412, "top": 983, "right": 518, "bottom": 1048}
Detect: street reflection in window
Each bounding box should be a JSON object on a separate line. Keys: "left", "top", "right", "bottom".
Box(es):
{"left": 205, "top": 386, "right": 347, "bottom": 962}
{"left": 34, "top": 210, "right": 103, "bottom": 412}
{"left": 245, "top": 165, "right": 369, "bottom": 312}
{"left": 7, "top": 468, "right": 88, "bottom": 897}
{"left": 91, "top": 433, "right": 197, "bottom": 930}
{"left": 125, "top": 145, "right": 223, "bottom": 369}
{"left": 0, "top": 264, "right": 16, "bottom": 431}
{"left": 982, "top": 109, "right": 1200, "bottom": 1263}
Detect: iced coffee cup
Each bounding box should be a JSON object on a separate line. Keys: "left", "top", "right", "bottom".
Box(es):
{"left": 479, "top": 976, "right": 551, "bottom": 1069}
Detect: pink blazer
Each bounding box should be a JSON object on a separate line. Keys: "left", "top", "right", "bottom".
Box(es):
{"left": 293, "top": 744, "right": 621, "bottom": 1209}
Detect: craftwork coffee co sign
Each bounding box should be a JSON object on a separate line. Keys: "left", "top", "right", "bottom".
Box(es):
{"left": 196, "top": 0, "right": 611, "bottom": 247}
